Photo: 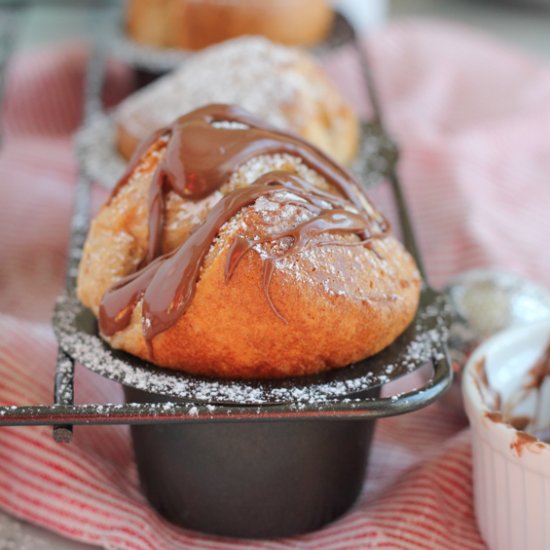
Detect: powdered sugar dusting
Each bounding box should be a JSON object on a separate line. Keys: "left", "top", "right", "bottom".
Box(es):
{"left": 227, "top": 153, "right": 331, "bottom": 191}
{"left": 53, "top": 292, "right": 449, "bottom": 406}
{"left": 216, "top": 176, "right": 398, "bottom": 302}
{"left": 116, "top": 37, "right": 311, "bottom": 139}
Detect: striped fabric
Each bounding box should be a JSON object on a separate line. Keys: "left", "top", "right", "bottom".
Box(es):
{"left": 1, "top": 21, "right": 549, "bottom": 549}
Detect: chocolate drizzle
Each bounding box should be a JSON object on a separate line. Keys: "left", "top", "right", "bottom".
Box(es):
{"left": 526, "top": 341, "right": 550, "bottom": 391}
{"left": 481, "top": 340, "right": 550, "bottom": 441}
{"left": 113, "top": 104, "right": 373, "bottom": 265}
{"left": 99, "top": 104, "right": 389, "bottom": 349}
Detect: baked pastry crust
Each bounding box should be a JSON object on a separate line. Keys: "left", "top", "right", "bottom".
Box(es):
{"left": 115, "top": 37, "right": 358, "bottom": 166}
{"left": 126, "top": 0, "right": 334, "bottom": 50}
{"left": 78, "top": 107, "right": 421, "bottom": 379}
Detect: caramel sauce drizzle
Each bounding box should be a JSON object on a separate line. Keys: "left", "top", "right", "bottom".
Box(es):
{"left": 99, "top": 105, "right": 389, "bottom": 348}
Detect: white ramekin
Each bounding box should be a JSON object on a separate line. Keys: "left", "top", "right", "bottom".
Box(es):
{"left": 463, "top": 320, "right": 550, "bottom": 550}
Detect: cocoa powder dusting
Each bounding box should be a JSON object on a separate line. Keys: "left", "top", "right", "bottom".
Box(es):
{"left": 508, "top": 416, "right": 531, "bottom": 431}
{"left": 474, "top": 356, "right": 502, "bottom": 409}
{"left": 485, "top": 411, "right": 504, "bottom": 423}
{"left": 525, "top": 341, "right": 550, "bottom": 391}
{"left": 510, "top": 431, "right": 539, "bottom": 457}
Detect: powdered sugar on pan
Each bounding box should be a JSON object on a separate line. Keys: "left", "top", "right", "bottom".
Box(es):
{"left": 53, "top": 291, "right": 449, "bottom": 406}
{"left": 75, "top": 111, "right": 125, "bottom": 188}
{"left": 351, "top": 121, "right": 399, "bottom": 187}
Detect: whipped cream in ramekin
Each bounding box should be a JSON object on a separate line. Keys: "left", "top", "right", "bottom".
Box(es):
{"left": 463, "top": 320, "right": 550, "bottom": 550}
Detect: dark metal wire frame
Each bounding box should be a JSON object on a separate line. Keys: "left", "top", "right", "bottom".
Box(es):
{"left": 0, "top": 7, "right": 451, "bottom": 436}
{"left": 0, "top": 347, "right": 450, "bottom": 425}
{"left": 347, "top": 23, "right": 427, "bottom": 279}
{"left": 52, "top": 7, "right": 113, "bottom": 441}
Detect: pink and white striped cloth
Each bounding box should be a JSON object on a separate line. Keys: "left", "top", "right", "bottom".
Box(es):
{"left": 1, "top": 21, "right": 550, "bottom": 549}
